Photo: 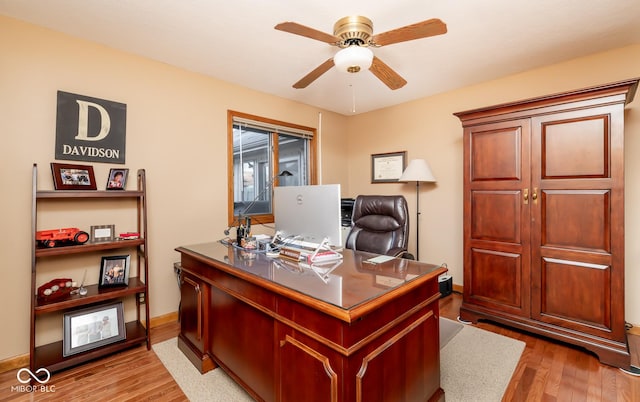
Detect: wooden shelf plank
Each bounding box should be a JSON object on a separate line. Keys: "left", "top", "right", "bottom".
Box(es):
{"left": 34, "top": 277, "right": 146, "bottom": 314}
{"left": 36, "top": 190, "right": 143, "bottom": 199}
{"left": 35, "top": 239, "right": 144, "bottom": 257}
{"left": 33, "top": 321, "right": 148, "bottom": 373}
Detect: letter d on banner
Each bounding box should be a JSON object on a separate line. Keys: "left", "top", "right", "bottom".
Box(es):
{"left": 75, "top": 100, "right": 111, "bottom": 141}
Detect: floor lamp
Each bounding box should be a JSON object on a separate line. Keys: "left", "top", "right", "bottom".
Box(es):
{"left": 399, "top": 159, "right": 436, "bottom": 261}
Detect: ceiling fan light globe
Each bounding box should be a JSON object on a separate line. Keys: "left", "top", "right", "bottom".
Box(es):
{"left": 333, "top": 46, "right": 373, "bottom": 74}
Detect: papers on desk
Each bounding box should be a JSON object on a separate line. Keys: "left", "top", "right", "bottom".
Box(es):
{"left": 363, "top": 255, "right": 396, "bottom": 265}
{"left": 278, "top": 237, "right": 343, "bottom": 265}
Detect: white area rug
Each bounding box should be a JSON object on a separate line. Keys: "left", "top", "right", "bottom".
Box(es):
{"left": 440, "top": 323, "right": 525, "bottom": 401}
{"left": 154, "top": 319, "right": 524, "bottom": 401}
{"left": 153, "top": 339, "right": 253, "bottom": 402}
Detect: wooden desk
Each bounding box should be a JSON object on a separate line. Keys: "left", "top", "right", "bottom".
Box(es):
{"left": 176, "top": 242, "right": 446, "bottom": 402}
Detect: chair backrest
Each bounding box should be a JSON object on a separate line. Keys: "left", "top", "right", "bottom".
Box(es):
{"left": 345, "top": 195, "right": 410, "bottom": 257}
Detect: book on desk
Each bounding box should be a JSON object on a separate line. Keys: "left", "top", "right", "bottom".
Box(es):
{"left": 275, "top": 236, "right": 343, "bottom": 265}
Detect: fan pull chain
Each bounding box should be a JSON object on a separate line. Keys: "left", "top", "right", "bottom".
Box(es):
{"left": 351, "top": 84, "right": 356, "bottom": 113}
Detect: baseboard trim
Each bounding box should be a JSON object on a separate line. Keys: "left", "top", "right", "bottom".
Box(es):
{"left": 0, "top": 354, "right": 28, "bottom": 374}
{"left": 150, "top": 311, "right": 179, "bottom": 328}
{"left": 628, "top": 325, "right": 640, "bottom": 336}
{"left": 0, "top": 311, "right": 180, "bottom": 374}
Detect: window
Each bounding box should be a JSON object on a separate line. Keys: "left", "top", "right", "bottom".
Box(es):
{"left": 227, "top": 110, "right": 317, "bottom": 226}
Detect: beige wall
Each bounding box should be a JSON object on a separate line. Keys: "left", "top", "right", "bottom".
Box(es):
{"left": 1, "top": 14, "right": 639, "bottom": 362}
{"left": 346, "top": 44, "right": 640, "bottom": 326}
{"left": 0, "top": 16, "right": 348, "bottom": 361}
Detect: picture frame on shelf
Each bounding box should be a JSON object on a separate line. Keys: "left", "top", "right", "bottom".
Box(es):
{"left": 51, "top": 162, "right": 97, "bottom": 190}
{"left": 106, "top": 168, "right": 129, "bottom": 190}
{"left": 99, "top": 255, "right": 130, "bottom": 287}
{"left": 63, "top": 301, "right": 126, "bottom": 357}
{"left": 90, "top": 225, "right": 115, "bottom": 243}
{"left": 371, "top": 151, "right": 406, "bottom": 183}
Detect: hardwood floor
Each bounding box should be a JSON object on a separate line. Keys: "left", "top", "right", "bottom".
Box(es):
{"left": 0, "top": 322, "right": 187, "bottom": 402}
{"left": 439, "top": 292, "right": 640, "bottom": 401}
{"left": 1, "top": 293, "right": 639, "bottom": 401}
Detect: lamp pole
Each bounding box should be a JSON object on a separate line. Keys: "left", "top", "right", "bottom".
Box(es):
{"left": 399, "top": 159, "right": 436, "bottom": 261}
{"left": 414, "top": 180, "right": 422, "bottom": 260}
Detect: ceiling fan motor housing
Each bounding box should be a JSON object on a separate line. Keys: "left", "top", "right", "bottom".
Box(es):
{"left": 333, "top": 16, "right": 373, "bottom": 47}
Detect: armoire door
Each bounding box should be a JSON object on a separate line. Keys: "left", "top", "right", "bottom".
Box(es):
{"left": 463, "top": 118, "right": 531, "bottom": 317}
{"left": 530, "top": 104, "right": 627, "bottom": 344}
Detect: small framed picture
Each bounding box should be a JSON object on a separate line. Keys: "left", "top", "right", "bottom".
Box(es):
{"left": 90, "top": 225, "right": 115, "bottom": 243}
{"left": 63, "top": 301, "right": 126, "bottom": 357}
{"left": 371, "top": 151, "right": 406, "bottom": 183}
{"left": 99, "top": 255, "right": 130, "bottom": 287}
{"left": 106, "top": 168, "right": 129, "bottom": 190}
{"left": 51, "top": 163, "right": 97, "bottom": 190}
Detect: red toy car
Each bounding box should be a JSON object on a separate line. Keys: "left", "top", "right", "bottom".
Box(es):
{"left": 36, "top": 228, "right": 90, "bottom": 248}
{"left": 118, "top": 232, "right": 140, "bottom": 240}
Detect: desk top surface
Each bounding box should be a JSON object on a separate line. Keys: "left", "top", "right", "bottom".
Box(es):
{"left": 176, "top": 241, "right": 446, "bottom": 313}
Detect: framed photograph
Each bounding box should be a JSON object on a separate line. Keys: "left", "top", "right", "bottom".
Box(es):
{"left": 99, "top": 255, "right": 130, "bottom": 287}
{"left": 51, "top": 163, "right": 97, "bottom": 190}
{"left": 106, "top": 168, "right": 129, "bottom": 190}
{"left": 63, "top": 301, "right": 126, "bottom": 357}
{"left": 90, "top": 225, "right": 115, "bottom": 243}
{"left": 371, "top": 151, "right": 406, "bottom": 183}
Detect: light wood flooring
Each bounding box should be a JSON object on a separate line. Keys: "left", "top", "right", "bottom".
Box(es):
{"left": 1, "top": 292, "right": 639, "bottom": 401}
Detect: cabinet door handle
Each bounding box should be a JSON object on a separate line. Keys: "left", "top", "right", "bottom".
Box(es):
{"left": 523, "top": 188, "right": 529, "bottom": 204}
{"left": 532, "top": 187, "right": 538, "bottom": 204}
{"left": 195, "top": 284, "right": 202, "bottom": 341}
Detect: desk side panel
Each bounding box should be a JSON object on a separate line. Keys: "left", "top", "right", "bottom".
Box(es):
{"left": 276, "top": 279, "right": 442, "bottom": 402}
{"left": 210, "top": 286, "right": 276, "bottom": 401}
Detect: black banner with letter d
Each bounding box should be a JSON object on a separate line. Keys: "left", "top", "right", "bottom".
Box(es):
{"left": 55, "top": 90, "right": 127, "bottom": 164}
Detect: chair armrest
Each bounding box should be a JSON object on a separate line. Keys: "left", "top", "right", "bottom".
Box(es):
{"left": 386, "top": 248, "right": 415, "bottom": 260}
{"left": 401, "top": 252, "right": 415, "bottom": 260}
{"left": 386, "top": 247, "right": 407, "bottom": 257}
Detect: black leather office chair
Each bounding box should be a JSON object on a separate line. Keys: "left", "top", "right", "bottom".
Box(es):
{"left": 345, "top": 195, "right": 413, "bottom": 259}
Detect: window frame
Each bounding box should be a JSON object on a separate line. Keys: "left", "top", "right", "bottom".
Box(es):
{"left": 227, "top": 110, "right": 318, "bottom": 226}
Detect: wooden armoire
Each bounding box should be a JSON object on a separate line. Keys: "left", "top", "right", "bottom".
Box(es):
{"left": 454, "top": 78, "right": 638, "bottom": 368}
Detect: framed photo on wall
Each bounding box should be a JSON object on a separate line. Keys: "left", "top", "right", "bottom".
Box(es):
{"left": 99, "top": 255, "right": 130, "bottom": 287}
{"left": 371, "top": 151, "right": 406, "bottom": 183}
{"left": 63, "top": 302, "right": 126, "bottom": 357}
{"left": 51, "top": 162, "right": 97, "bottom": 190}
{"left": 106, "top": 168, "right": 129, "bottom": 190}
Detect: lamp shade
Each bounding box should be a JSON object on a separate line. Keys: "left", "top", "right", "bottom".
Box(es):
{"left": 333, "top": 46, "right": 374, "bottom": 73}
{"left": 399, "top": 159, "right": 436, "bottom": 182}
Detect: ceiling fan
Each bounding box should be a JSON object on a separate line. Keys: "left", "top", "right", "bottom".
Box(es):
{"left": 275, "top": 16, "right": 447, "bottom": 90}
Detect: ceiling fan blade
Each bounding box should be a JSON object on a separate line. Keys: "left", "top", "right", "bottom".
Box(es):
{"left": 293, "top": 58, "right": 335, "bottom": 89}
{"left": 369, "top": 56, "right": 407, "bottom": 90}
{"left": 275, "top": 22, "right": 340, "bottom": 44}
{"left": 371, "top": 18, "right": 447, "bottom": 46}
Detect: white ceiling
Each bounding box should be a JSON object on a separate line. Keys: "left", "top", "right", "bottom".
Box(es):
{"left": 2, "top": 0, "right": 640, "bottom": 116}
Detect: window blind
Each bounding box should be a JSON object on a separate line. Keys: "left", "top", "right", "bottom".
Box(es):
{"left": 233, "top": 116, "right": 314, "bottom": 139}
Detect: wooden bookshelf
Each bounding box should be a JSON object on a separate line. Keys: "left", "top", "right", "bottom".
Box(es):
{"left": 30, "top": 164, "right": 151, "bottom": 376}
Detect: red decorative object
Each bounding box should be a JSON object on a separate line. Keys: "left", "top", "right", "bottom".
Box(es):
{"left": 36, "top": 227, "right": 90, "bottom": 248}
{"left": 118, "top": 232, "right": 140, "bottom": 240}
{"left": 37, "top": 278, "right": 75, "bottom": 301}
